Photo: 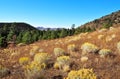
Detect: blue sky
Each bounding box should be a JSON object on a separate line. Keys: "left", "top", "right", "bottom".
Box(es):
{"left": 0, "top": 0, "right": 120, "bottom": 28}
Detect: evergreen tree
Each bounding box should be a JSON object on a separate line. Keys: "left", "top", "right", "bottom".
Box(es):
{"left": 2, "top": 24, "right": 8, "bottom": 36}
{"left": 51, "top": 30, "right": 57, "bottom": 39}
{"left": 16, "top": 32, "right": 23, "bottom": 43}
{"left": 42, "top": 30, "right": 48, "bottom": 39}
{"left": 45, "top": 30, "right": 51, "bottom": 39}
{"left": 22, "top": 31, "right": 32, "bottom": 44}
{"left": 0, "top": 34, "right": 4, "bottom": 47}
{"left": 7, "top": 23, "right": 16, "bottom": 41}
{"left": 59, "top": 29, "right": 68, "bottom": 38}
{"left": 74, "top": 27, "right": 81, "bottom": 34}
{"left": 38, "top": 31, "right": 43, "bottom": 40}
{"left": 7, "top": 30, "right": 14, "bottom": 41}
{"left": 103, "top": 22, "right": 112, "bottom": 28}
{"left": 31, "top": 31, "right": 39, "bottom": 42}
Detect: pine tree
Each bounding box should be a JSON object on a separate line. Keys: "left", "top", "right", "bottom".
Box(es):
{"left": 22, "top": 31, "right": 32, "bottom": 44}
{"left": 7, "top": 23, "right": 16, "bottom": 41}
{"left": 0, "top": 34, "right": 4, "bottom": 47}
{"left": 31, "top": 31, "right": 39, "bottom": 42}
{"left": 7, "top": 30, "right": 14, "bottom": 41}
{"left": 51, "top": 30, "right": 57, "bottom": 39}
{"left": 16, "top": 32, "right": 23, "bottom": 43}
{"left": 59, "top": 29, "right": 68, "bottom": 38}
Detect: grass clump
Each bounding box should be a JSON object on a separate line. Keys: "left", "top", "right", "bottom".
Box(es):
{"left": 30, "top": 46, "right": 40, "bottom": 56}
{"left": 99, "top": 49, "right": 112, "bottom": 57}
{"left": 17, "top": 43, "right": 26, "bottom": 46}
{"left": 54, "top": 56, "right": 70, "bottom": 72}
{"left": 98, "top": 34, "right": 104, "bottom": 40}
{"left": 54, "top": 63, "right": 60, "bottom": 69}
{"left": 54, "top": 48, "right": 65, "bottom": 57}
{"left": 67, "top": 44, "right": 76, "bottom": 52}
{"left": 117, "top": 42, "right": 120, "bottom": 53}
{"left": 34, "top": 53, "right": 50, "bottom": 65}
{"left": 66, "top": 68, "right": 96, "bottom": 79}
{"left": 81, "top": 56, "right": 88, "bottom": 62}
{"left": 24, "top": 61, "right": 45, "bottom": 79}
{"left": 0, "top": 65, "right": 10, "bottom": 78}
{"left": 81, "top": 42, "right": 99, "bottom": 55}
{"left": 63, "top": 65, "right": 70, "bottom": 72}
{"left": 19, "top": 57, "right": 30, "bottom": 65}
{"left": 67, "top": 44, "right": 76, "bottom": 55}
{"left": 56, "top": 56, "right": 70, "bottom": 66}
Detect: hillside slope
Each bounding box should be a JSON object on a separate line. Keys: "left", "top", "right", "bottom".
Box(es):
{"left": 0, "top": 22, "right": 41, "bottom": 47}
{"left": 1, "top": 10, "right": 120, "bottom": 79}
{"left": 0, "top": 22, "right": 38, "bottom": 32}
{"left": 1, "top": 26, "right": 120, "bottom": 79}
{"left": 75, "top": 10, "right": 120, "bottom": 34}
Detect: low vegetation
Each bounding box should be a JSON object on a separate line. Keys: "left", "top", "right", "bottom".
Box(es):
{"left": 19, "top": 57, "right": 30, "bottom": 65}
{"left": 81, "top": 42, "right": 99, "bottom": 55}
{"left": 54, "top": 48, "right": 66, "bottom": 57}
{"left": 66, "top": 68, "right": 96, "bottom": 79}
{"left": 24, "top": 61, "right": 46, "bottom": 79}
{"left": 67, "top": 44, "right": 76, "bottom": 52}
{"left": 29, "top": 45, "right": 40, "bottom": 56}
{"left": 80, "top": 56, "right": 88, "bottom": 62}
{"left": 98, "top": 49, "right": 112, "bottom": 57}
{"left": 117, "top": 41, "right": 120, "bottom": 53}
{"left": 0, "top": 65, "right": 10, "bottom": 78}
{"left": 54, "top": 56, "right": 71, "bottom": 72}
{"left": 34, "top": 53, "right": 50, "bottom": 65}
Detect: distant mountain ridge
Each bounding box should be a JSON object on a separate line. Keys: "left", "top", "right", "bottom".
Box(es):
{"left": 0, "top": 22, "right": 38, "bottom": 32}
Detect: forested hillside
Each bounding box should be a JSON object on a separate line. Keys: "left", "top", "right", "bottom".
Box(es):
{"left": 0, "top": 23, "right": 75, "bottom": 47}
{"left": 0, "top": 23, "right": 39, "bottom": 47}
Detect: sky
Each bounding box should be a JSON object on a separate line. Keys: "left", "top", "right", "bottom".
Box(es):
{"left": 0, "top": 0, "right": 120, "bottom": 28}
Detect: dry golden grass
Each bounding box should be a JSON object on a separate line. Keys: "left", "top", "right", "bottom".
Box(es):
{"left": 1, "top": 26, "right": 120, "bottom": 79}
